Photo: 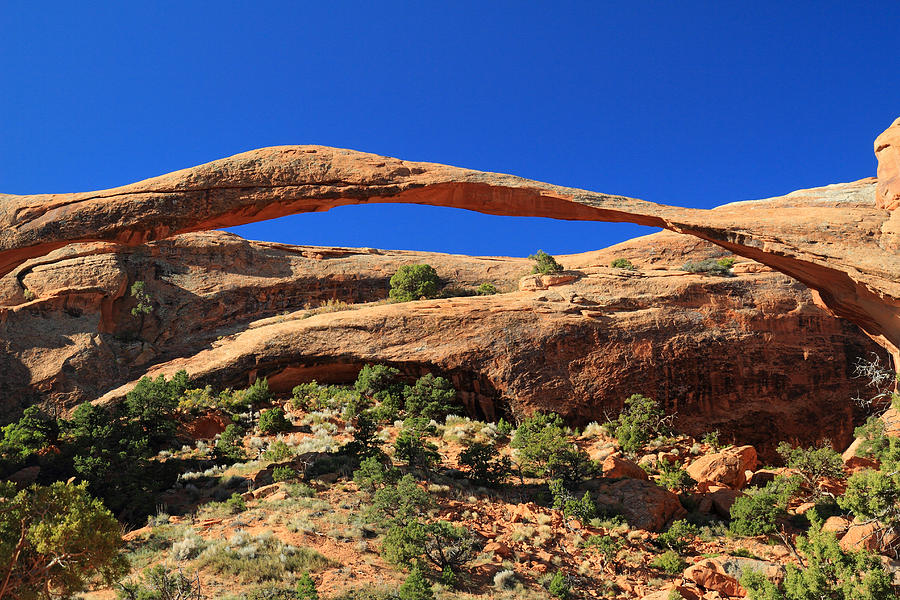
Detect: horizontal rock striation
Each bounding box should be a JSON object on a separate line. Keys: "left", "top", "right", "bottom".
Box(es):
{"left": 0, "top": 226, "right": 883, "bottom": 459}
{"left": 2, "top": 123, "right": 899, "bottom": 363}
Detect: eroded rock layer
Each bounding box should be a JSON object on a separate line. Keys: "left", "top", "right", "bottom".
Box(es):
{"left": 2, "top": 132, "right": 899, "bottom": 362}
{"left": 0, "top": 228, "right": 884, "bottom": 459}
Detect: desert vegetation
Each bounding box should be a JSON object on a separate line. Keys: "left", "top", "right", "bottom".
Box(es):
{"left": 1, "top": 357, "right": 900, "bottom": 599}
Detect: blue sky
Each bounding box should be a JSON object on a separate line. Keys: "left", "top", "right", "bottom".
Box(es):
{"left": 2, "top": 2, "right": 897, "bottom": 256}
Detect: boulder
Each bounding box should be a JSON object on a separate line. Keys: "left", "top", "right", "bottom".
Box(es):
{"left": 716, "top": 556, "right": 785, "bottom": 586}
{"left": 683, "top": 559, "right": 746, "bottom": 597}
{"left": 839, "top": 521, "right": 899, "bottom": 553}
{"left": 602, "top": 455, "right": 649, "bottom": 480}
{"left": 641, "top": 587, "right": 702, "bottom": 600}
{"left": 746, "top": 469, "right": 780, "bottom": 488}
{"left": 595, "top": 478, "right": 687, "bottom": 532}
{"left": 686, "top": 446, "right": 758, "bottom": 490}
{"left": 822, "top": 515, "right": 852, "bottom": 537}
{"left": 252, "top": 483, "right": 281, "bottom": 500}
{"left": 484, "top": 541, "right": 513, "bottom": 559}
{"left": 709, "top": 488, "right": 743, "bottom": 519}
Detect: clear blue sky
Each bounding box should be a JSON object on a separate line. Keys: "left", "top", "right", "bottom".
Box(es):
{"left": 2, "top": 2, "right": 897, "bottom": 256}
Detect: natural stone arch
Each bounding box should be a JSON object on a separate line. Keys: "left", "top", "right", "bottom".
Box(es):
{"left": 1, "top": 140, "right": 898, "bottom": 361}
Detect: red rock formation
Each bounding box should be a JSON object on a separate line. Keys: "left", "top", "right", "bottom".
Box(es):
{"left": 1, "top": 117, "right": 899, "bottom": 363}
{"left": 686, "top": 446, "right": 758, "bottom": 490}
{"left": 0, "top": 227, "right": 881, "bottom": 459}
{"left": 876, "top": 117, "right": 900, "bottom": 210}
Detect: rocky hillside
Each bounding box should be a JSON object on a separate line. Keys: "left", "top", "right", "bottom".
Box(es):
{"left": 0, "top": 227, "right": 883, "bottom": 459}
{"left": 2, "top": 118, "right": 900, "bottom": 600}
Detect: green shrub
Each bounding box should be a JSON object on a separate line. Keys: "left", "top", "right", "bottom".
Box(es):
{"left": 130, "top": 280, "right": 154, "bottom": 317}
{"left": 656, "top": 519, "right": 699, "bottom": 553}
{"left": 458, "top": 441, "right": 512, "bottom": 487}
{"left": 682, "top": 258, "right": 734, "bottom": 277}
{"left": 353, "top": 456, "right": 400, "bottom": 493}
{"left": 117, "top": 565, "right": 201, "bottom": 600}
{"left": 394, "top": 418, "right": 441, "bottom": 473}
{"left": 64, "top": 402, "right": 164, "bottom": 517}
{"left": 225, "top": 492, "right": 247, "bottom": 514}
{"left": 776, "top": 441, "right": 844, "bottom": 501}
{"left": 216, "top": 424, "right": 246, "bottom": 461}
{"left": 0, "top": 481, "right": 127, "bottom": 599}
{"left": 295, "top": 573, "right": 319, "bottom": 600}
{"left": 403, "top": 374, "right": 457, "bottom": 421}
{"left": 390, "top": 264, "right": 441, "bottom": 302}
{"left": 657, "top": 462, "right": 696, "bottom": 493}
{"left": 701, "top": 430, "right": 722, "bottom": 450}
{"left": 355, "top": 365, "right": 402, "bottom": 397}
{"left": 398, "top": 563, "right": 434, "bottom": 600}
{"left": 0, "top": 405, "right": 58, "bottom": 462}
{"left": 549, "top": 479, "right": 598, "bottom": 522}
{"left": 610, "top": 258, "right": 636, "bottom": 270}
{"left": 729, "top": 477, "right": 800, "bottom": 536}
{"left": 244, "top": 378, "right": 273, "bottom": 407}
{"left": 650, "top": 550, "right": 686, "bottom": 574}
{"left": 546, "top": 571, "right": 570, "bottom": 598}
{"left": 476, "top": 283, "right": 499, "bottom": 295}
{"left": 369, "top": 475, "right": 434, "bottom": 525}
{"left": 261, "top": 440, "right": 295, "bottom": 462}
{"left": 605, "top": 394, "right": 669, "bottom": 455}
{"left": 259, "top": 407, "right": 292, "bottom": 434}
{"left": 511, "top": 412, "right": 592, "bottom": 483}
{"left": 382, "top": 521, "right": 427, "bottom": 568}
{"left": 528, "top": 250, "right": 564, "bottom": 274}
{"left": 838, "top": 468, "right": 900, "bottom": 536}
{"left": 382, "top": 520, "right": 475, "bottom": 580}
{"left": 177, "top": 386, "right": 219, "bottom": 415}
{"left": 125, "top": 370, "right": 189, "bottom": 449}
{"left": 740, "top": 513, "right": 893, "bottom": 599}
{"left": 496, "top": 418, "right": 513, "bottom": 436}
{"left": 272, "top": 465, "right": 297, "bottom": 482}
{"left": 215, "top": 388, "right": 254, "bottom": 414}
{"left": 368, "top": 474, "right": 434, "bottom": 524}
{"left": 291, "top": 381, "right": 324, "bottom": 411}
{"left": 342, "top": 409, "right": 385, "bottom": 461}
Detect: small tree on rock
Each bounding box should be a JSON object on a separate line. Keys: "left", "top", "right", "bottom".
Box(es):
{"left": 390, "top": 265, "right": 441, "bottom": 302}
{"left": 528, "top": 250, "right": 564, "bottom": 274}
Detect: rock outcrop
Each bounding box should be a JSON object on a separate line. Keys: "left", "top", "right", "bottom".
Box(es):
{"left": 2, "top": 118, "right": 900, "bottom": 363}
{"left": 0, "top": 227, "right": 884, "bottom": 458}
{"left": 876, "top": 117, "right": 900, "bottom": 210}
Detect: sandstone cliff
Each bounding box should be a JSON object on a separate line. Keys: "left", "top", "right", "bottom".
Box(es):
{"left": 0, "top": 226, "right": 883, "bottom": 459}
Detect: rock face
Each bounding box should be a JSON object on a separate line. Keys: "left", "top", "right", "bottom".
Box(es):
{"left": 0, "top": 229, "right": 884, "bottom": 459}
{"left": 2, "top": 118, "right": 899, "bottom": 459}
{"left": 1, "top": 118, "right": 900, "bottom": 364}
{"left": 876, "top": 117, "right": 900, "bottom": 210}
